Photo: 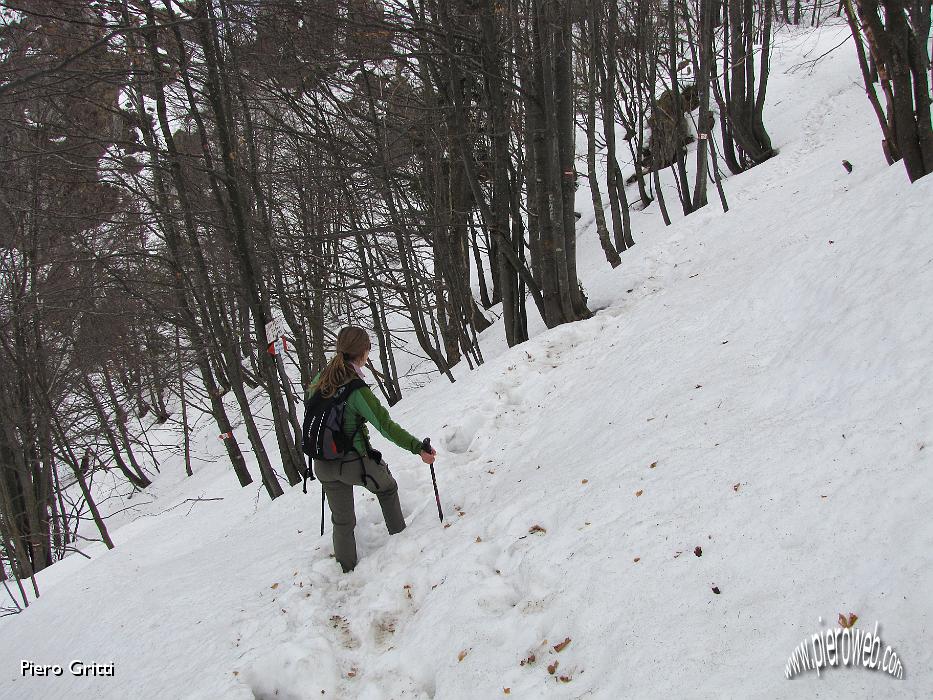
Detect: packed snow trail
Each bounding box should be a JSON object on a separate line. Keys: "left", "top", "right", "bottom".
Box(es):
{"left": 2, "top": 22, "right": 932, "bottom": 700}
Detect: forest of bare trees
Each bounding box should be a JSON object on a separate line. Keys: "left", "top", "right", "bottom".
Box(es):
{"left": 0, "top": 0, "right": 929, "bottom": 602}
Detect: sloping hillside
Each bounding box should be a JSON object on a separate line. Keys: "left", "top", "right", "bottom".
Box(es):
{"left": 2, "top": 21, "right": 931, "bottom": 700}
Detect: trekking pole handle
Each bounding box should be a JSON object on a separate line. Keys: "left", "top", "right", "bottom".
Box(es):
{"left": 422, "top": 437, "right": 432, "bottom": 453}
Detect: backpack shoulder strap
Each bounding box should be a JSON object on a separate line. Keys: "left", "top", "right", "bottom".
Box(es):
{"left": 345, "top": 377, "right": 368, "bottom": 395}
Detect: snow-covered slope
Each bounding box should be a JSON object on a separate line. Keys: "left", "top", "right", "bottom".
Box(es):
{"left": 2, "top": 22, "right": 931, "bottom": 700}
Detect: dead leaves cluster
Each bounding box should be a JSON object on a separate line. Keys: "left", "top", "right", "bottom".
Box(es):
{"left": 518, "top": 637, "right": 575, "bottom": 684}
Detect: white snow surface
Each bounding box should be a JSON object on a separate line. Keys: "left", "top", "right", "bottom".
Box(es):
{"left": 2, "top": 22, "right": 932, "bottom": 700}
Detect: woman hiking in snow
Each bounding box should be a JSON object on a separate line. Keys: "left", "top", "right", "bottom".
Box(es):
{"left": 306, "top": 326, "right": 436, "bottom": 573}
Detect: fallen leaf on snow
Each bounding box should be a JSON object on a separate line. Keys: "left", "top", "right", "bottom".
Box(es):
{"left": 475, "top": 536, "right": 482, "bottom": 543}
{"left": 553, "top": 637, "right": 572, "bottom": 653}
{"left": 635, "top": 489, "right": 643, "bottom": 497}
{"left": 733, "top": 483, "right": 740, "bottom": 492}
{"left": 520, "top": 653, "right": 536, "bottom": 666}
{"left": 839, "top": 612, "right": 858, "bottom": 629}
{"left": 529, "top": 524, "right": 547, "bottom": 534}
{"left": 559, "top": 675, "right": 572, "bottom": 683}
{"left": 458, "top": 649, "right": 469, "bottom": 662}
{"left": 548, "top": 661, "right": 559, "bottom": 675}
{"left": 503, "top": 689, "right": 510, "bottom": 695}
{"left": 712, "top": 586, "right": 721, "bottom": 594}
{"left": 581, "top": 479, "right": 589, "bottom": 484}
{"left": 271, "top": 583, "right": 279, "bottom": 590}
{"left": 694, "top": 546, "right": 702, "bottom": 557}
{"left": 649, "top": 461, "right": 657, "bottom": 469}
{"left": 634, "top": 557, "right": 640, "bottom": 563}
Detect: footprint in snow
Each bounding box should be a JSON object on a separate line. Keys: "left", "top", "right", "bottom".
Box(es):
{"left": 371, "top": 612, "right": 398, "bottom": 647}
{"left": 330, "top": 614, "right": 360, "bottom": 649}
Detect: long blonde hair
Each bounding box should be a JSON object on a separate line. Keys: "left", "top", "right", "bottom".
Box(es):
{"left": 314, "top": 326, "right": 371, "bottom": 398}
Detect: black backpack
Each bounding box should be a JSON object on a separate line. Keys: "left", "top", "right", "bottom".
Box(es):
{"left": 301, "top": 377, "right": 367, "bottom": 491}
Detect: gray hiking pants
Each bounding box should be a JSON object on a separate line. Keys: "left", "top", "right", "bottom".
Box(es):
{"left": 313, "top": 451, "right": 406, "bottom": 572}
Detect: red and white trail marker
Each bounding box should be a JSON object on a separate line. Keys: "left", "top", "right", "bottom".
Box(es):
{"left": 265, "top": 316, "right": 287, "bottom": 355}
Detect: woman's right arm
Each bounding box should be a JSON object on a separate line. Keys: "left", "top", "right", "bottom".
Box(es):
{"left": 351, "top": 387, "right": 423, "bottom": 455}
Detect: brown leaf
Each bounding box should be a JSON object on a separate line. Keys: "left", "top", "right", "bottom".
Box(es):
{"left": 503, "top": 689, "right": 510, "bottom": 695}
{"left": 271, "top": 583, "right": 279, "bottom": 590}
{"left": 520, "top": 653, "right": 536, "bottom": 666}
{"left": 712, "top": 586, "right": 721, "bottom": 594}
{"left": 732, "top": 483, "right": 740, "bottom": 492}
{"left": 232, "top": 671, "right": 239, "bottom": 676}
{"left": 838, "top": 612, "right": 858, "bottom": 629}
{"left": 553, "top": 637, "right": 571, "bottom": 653}
{"left": 581, "top": 479, "right": 589, "bottom": 484}
{"left": 529, "top": 524, "right": 547, "bottom": 534}
{"left": 649, "top": 461, "right": 657, "bottom": 469}
{"left": 475, "top": 536, "right": 483, "bottom": 543}
{"left": 635, "top": 489, "right": 643, "bottom": 497}
{"left": 558, "top": 675, "right": 572, "bottom": 683}
{"left": 633, "top": 557, "right": 640, "bottom": 563}
{"left": 547, "top": 660, "right": 559, "bottom": 675}
{"left": 458, "top": 649, "right": 468, "bottom": 662}
{"left": 444, "top": 522, "right": 452, "bottom": 529}
{"left": 694, "top": 546, "right": 702, "bottom": 557}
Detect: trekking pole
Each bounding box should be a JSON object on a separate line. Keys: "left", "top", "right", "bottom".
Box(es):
{"left": 320, "top": 489, "right": 326, "bottom": 536}
{"left": 423, "top": 438, "right": 443, "bottom": 522}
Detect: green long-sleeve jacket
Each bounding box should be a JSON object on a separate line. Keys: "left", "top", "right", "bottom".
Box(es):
{"left": 306, "top": 371, "right": 422, "bottom": 457}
